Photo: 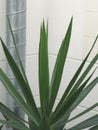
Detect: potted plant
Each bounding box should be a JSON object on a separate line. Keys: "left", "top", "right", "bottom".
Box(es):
{"left": 0, "top": 17, "right": 98, "bottom": 130}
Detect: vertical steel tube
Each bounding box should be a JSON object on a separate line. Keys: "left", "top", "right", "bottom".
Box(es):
{"left": 6, "top": 1, "right": 26, "bottom": 129}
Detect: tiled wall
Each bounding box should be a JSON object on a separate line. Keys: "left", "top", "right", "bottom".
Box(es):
{"left": 81, "top": 1, "right": 98, "bottom": 128}
{"left": 0, "top": 0, "right": 6, "bottom": 104}
{"left": 81, "top": 1, "right": 98, "bottom": 127}
{"left": 26, "top": 0, "right": 98, "bottom": 128}
{"left": 83, "top": 0, "right": 98, "bottom": 61}
{"left": 26, "top": 0, "right": 84, "bottom": 60}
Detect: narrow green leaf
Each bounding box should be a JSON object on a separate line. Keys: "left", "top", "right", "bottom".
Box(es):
{"left": 52, "top": 53, "right": 98, "bottom": 123}
{"left": 50, "top": 68, "right": 96, "bottom": 124}
{"left": 67, "top": 103, "right": 98, "bottom": 123}
{"left": 68, "top": 77, "right": 98, "bottom": 114}
{"left": 0, "top": 102, "right": 29, "bottom": 124}
{"left": 0, "top": 69, "right": 38, "bottom": 127}
{"left": 88, "top": 125, "right": 98, "bottom": 130}
{"left": 0, "top": 120, "right": 30, "bottom": 130}
{"left": 39, "top": 116, "right": 50, "bottom": 130}
{"left": 7, "top": 17, "right": 34, "bottom": 106}
{"left": 39, "top": 21, "right": 49, "bottom": 116}
{"left": 56, "top": 76, "right": 98, "bottom": 128}
{"left": 68, "top": 53, "right": 98, "bottom": 99}
{"left": 3, "top": 17, "right": 41, "bottom": 119}
{"left": 54, "top": 36, "right": 98, "bottom": 114}
{"left": 0, "top": 37, "right": 41, "bottom": 120}
{"left": 68, "top": 114, "right": 98, "bottom": 130}
{"left": 55, "top": 125, "right": 65, "bottom": 130}
{"left": 54, "top": 113, "right": 70, "bottom": 130}
{"left": 7, "top": 16, "right": 27, "bottom": 82}
{"left": 29, "top": 118, "right": 39, "bottom": 130}
{"left": 49, "top": 17, "right": 73, "bottom": 114}
{"left": 7, "top": 18, "right": 32, "bottom": 104}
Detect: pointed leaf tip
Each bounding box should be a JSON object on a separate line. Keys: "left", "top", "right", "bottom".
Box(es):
{"left": 71, "top": 16, "right": 73, "bottom": 21}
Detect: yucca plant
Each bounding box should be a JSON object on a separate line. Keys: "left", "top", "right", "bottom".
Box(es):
{"left": 0, "top": 17, "right": 98, "bottom": 130}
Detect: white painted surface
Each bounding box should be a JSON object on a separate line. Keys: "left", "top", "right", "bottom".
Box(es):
{"left": 83, "top": 0, "right": 98, "bottom": 60}
{"left": 26, "top": 0, "right": 84, "bottom": 60}
{"left": 85, "top": 0, "right": 98, "bottom": 12}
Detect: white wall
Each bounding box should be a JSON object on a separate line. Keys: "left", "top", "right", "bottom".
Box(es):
{"left": 26, "top": 0, "right": 84, "bottom": 95}
{"left": 26, "top": 0, "right": 84, "bottom": 59}
{"left": 80, "top": 0, "right": 98, "bottom": 116}
{"left": 83, "top": 0, "right": 98, "bottom": 61}
{"left": 26, "top": 0, "right": 98, "bottom": 129}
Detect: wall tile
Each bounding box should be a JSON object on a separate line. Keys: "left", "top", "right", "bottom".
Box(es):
{"left": 82, "top": 36, "right": 98, "bottom": 62}
{"left": 0, "top": 0, "right": 6, "bottom": 41}
{"left": 27, "top": 0, "right": 45, "bottom": 13}
{"left": 26, "top": 11, "right": 42, "bottom": 54}
{"left": 85, "top": 0, "right": 98, "bottom": 12}
{"left": 26, "top": 0, "right": 84, "bottom": 60}
{"left": 26, "top": 54, "right": 39, "bottom": 97}
{"left": 0, "top": 14, "right": 6, "bottom": 40}
{"left": 0, "top": 61, "right": 6, "bottom": 72}
{"left": 84, "top": 12, "right": 98, "bottom": 37}
{"left": 26, "top": 0, "right": 46, "bottom": 55}
{"left": 0, "top": 0, "right": 6, "bottom": 15}
{"left": 0, "top": 43, "right": 6, "bottom": 61}
{"left": 0, "top": 82, "right": 6, "bottom": 103}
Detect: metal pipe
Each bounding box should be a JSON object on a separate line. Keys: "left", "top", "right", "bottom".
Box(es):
{"left": 6, "top": 1, "right": 26, "bottom": 129}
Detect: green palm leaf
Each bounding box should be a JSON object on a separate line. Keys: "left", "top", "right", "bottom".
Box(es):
{"left": 49, "top": 17, "right": 73, "bottom": 114}
{"left": 57, "top": 76, "right": 98, "bottom": 127}
{"left": 0, "top": 17, "right": 98, "bottom": 130}
{"left": 50, "top": 67, "right": 96, "bottom": 124}
{"left": 68, "top": 102, "right": 98, "bottom": 123}
{"left": 68, "top": 114, "right": 98, "bottom": 130}
{"left": 89, "top": 125, "right": 98, "bottom": 130}
{"left": 50, "top": 51, "right": 98, "bottom": 124}
{"left": 0, "top": 69, "right": 38, "bottom": 127}
{"left": 55, "top": 103, "right": 98, "bottom": 129}
{"left": 7, "top": 17, "right": 28, "bottom": 83}
{"left": 0, "top": 120, "right": 30, "bottom": 130}
{"left": 0, "top": 37, "right": 41, "bottom": 121}
{"left": 0, "top": 102, "right": 28, "bottom": 124}
{"left": 68, "top": 76, "right": 98, "bottom": 114}
{"left": 53, "top": 36, "right": 98, "bottom": 115}
{"left": 39, "top": 21, "right": 49, "bottom": 116}
{"left": 51, "top": 75, "right": 98, "bottom": 128}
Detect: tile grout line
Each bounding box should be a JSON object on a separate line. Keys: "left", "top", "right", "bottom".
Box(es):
{"left": 26, "top": 52, "right": 98, "bottom": 65}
